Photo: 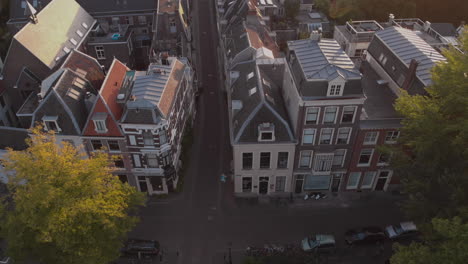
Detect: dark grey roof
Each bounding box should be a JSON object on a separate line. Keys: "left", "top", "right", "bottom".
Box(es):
{"left": 76, "top": 0, "right": 156, "bottom": 14}
{"left": 375, "top": 26, "right": 446, "bottom": 86}
{"left": 225, "top": 21, "right": 251, "bottom": 60}
{"left": 230, "top": 59, "right": 295, "bottom": 143}
{"left": 360, "top": 61, "right": 400, "bottom": 122}
{"left": 223, "top": 0, "right": 249, "bottom": 32}
{"left": 9, "top": 0, "right": 52, "bottom": 20}
{"left": 122, "top": 108, "right": 160, "bottom": 124}
{"left": 0, "top": 127, "right": 29, "bottom": 150}
{"left": 430, "top": 23, "right": 457, "bottom": 37}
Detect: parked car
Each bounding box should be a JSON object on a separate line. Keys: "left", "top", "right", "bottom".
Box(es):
{"left": 385, "top": 222, "right": 419, "bottom": 240}
{"left": 345, "top": 226, "right": 387, "bottom": 245}
{"left": 121, "top": 239, "right": 160, "bottom": 257}
{"left": 301, "top": 234, "right": 336, "bottom": 253}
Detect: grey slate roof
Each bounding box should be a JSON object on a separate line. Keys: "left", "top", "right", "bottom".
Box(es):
{"left": 230, "top": 59, "right": 295, "bottom": 143}
{"left": 375, "top": 26, "right": 446, "bottom": 86}
{"left": 287, "top": 38, "right": 361, "bottom": 81}
{"left": 430, "top": 23, "right": 457, "bottom": 37}
{"left": 76, "top": 0, "right": 156, "bottom": 14}
{"left": 0, "top": 127, "right": 29, "bottom": 150}
{"left": 225, "top": 21, "right": 251, "bottom": 60}
{"left": 222, "top": 0, "right": 249, "bottom": 33}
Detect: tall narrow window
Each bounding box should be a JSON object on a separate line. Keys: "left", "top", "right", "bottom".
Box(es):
{"left": 159, "top": 130, "right": 168, "bottom": 145}
{"left": 299, "top": 151, "right": 312, "bottom": 168}
{"left": 347, "top": 172, "right": 361, "bottom": 189}
{"left": 333, "top": 149, "right": 346, "bottom": 166}
{"left": 358, "top": 149, "right": 374, "bottom": 166}
{"left": 242, "top": 153, "right": 253, "bottom": 170}
{"left": 341, "top": 106, "right": 356, "bottom": 123}
{"left": 128, "top": 135, "right": 137, "bottom": 145}
{"left": 336, "top": 127, "right": 351, "bottom": 145}
{"left": 260, "top": 152, "right": 271, "bottom": 169}
{"left": 143, "top": 131, "right": 154, "bottom": 146}
{"left": 95, "top": 46, "right": 105, "bottom": 59}
{"left": 133, "top": 154, "right": 142, "bottom": 167}
{"left": 302, "top": 128, "right": 316, "bottom": 144}
{"left": 323, "top": 107, "right": 338, "bottom": 124}
{"left": 319, "top": 128, "right": 334, "bottom": 145}
{"left": 277, "top": 152, "right": 289, "bottom": 169}
{"left": 305, "top": 107, "right": 319, "bottom": 124}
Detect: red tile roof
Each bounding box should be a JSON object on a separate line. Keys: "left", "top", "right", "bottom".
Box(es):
{"left": 158, "top": 60, "right": 185, "bottom": 117}
{"left": 82, "top": 59, "right": 129, "bottom": 137}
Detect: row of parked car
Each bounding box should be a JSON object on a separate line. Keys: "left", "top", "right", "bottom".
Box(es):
{"left": 301, "top": 221, "right": 420, "bottom": 252}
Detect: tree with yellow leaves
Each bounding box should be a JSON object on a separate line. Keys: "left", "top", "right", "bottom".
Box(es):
{"left": 0, "top": 127, "right": 146, "bottom": 264}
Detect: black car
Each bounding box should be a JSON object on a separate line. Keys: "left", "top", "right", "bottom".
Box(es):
{"left": 121, "top": 239, "right": 160, "bottom": 257}
{"left": 345, "top": 226, "right": 387, "bottom": 245}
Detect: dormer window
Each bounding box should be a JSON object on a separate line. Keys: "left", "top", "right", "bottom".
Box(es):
{"left": 258, "top": 123, "right": 275, "bottom": 142}
{"left": 42, "top": 116, "right": 61, "bottom": 132}
{"left": 327, "top": 83, "right": 344, "bottom": 96}
{"left": 92, "top": 112, "right": 108, "bottom": 133}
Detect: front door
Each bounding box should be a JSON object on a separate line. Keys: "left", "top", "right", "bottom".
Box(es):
{"left": 374, "top": 170, "right": 391, "bottom": 191}
{"left": 259, "top": 177, "right": 269, "bottom": 194}
{"left": 138, "top": 176, "right": 148, "bottom": 193}
{"left": 331, "top": 173, "right": 342, "bottom": 192}
{"left": 295, "top": 175, "right": 304, "bottom": 193}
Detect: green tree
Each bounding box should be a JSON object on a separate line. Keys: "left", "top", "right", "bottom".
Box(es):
{"left": 0, "top": 127, "right": 146, "bottom": 264}
{"left": 284, "top": 0, "right": 300, "bottom": 20}
{"left": 391, "top": 215, "right": 468, "bottom": 264}
{"left": 313, "top": 0, "right": 331, "bottom": 16}
{"left": 391, "top": 28, "right": 468, "bottom": 222}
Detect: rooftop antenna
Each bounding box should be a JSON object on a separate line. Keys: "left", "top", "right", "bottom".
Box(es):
{"left": 24, "top": 1, "right": 38, "bottom": 24}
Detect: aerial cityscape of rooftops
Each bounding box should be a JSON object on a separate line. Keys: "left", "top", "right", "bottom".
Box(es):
{"left": 0, "top": 0, "right": 466, "bottom": 263}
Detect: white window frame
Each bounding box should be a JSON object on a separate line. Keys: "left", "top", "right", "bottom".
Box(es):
{"left": 327, "top": 82, "right": 345, "bottom": 96}
{"left": 128, "top": 135, "right": 137, "bottom": 145}
{"left": 93, "top": 120, "right": 108, "bottom": 133}
{"left": 323, "top": 106, "right": 338, "bottom": 124}
{"left": 346, "top": 172, "right": 361, "bottom": 189}
{"left": 341, "top": 106, "right": 357, "bottom": 124}
{"left": 312, "top": 153, "right": 334, "bottom": 173}
{"left": 259, "top": 131, "right": 275, "bottom": 142}
{"left": 242, "top": 152, "right": 253, "bottom": 170}
{"left": 305, "top": 107, "right": 320, "bottom": 125}
{"left": 133, "top": 154, "right": 142, "bottom": 168}
{"left": 385, "top": 131, "right": 400, "bottom": 144}
{"left": 319, "top": 128, "right": 334, "bottom": 145}
{"left": 277, "top": 152, "right": 289, "bottom": 169}
{"left": 95, "top": 46, "right": 105, "bottom": 60}
{"left": 302, "top": 128, "right": 316, "bottom": 145}
{"left": 336, "top": 127, "right": 352, "bottom": 145}
{"left": 361, "top": 171, "right": 376, "bottom": 189}
{"left": 332, "top": 149, "right": 347, "bottom": 167}
{"left": 363, "top": 131, "right": 379, "bottom": 145}
{"left": 259, "top": 152, "right": 271, "bottom": 169}
{"left": 357, "top": 148, "right": 374, "bottom": 167}
{"left": 377, "top": 152, "right": 391, "bottom": 166}
{"left": 42, "top": 116, "right": 61, "bottom": 132}
{"left": 299, "top": 150, "right": 313, "bottom": 168}
{"left": 107, "top": 140, "right": 120, "bottom": 152}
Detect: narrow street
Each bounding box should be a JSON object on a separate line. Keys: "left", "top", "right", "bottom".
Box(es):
{"left": 127, "top": 1, "right": 406, "bottom": 264}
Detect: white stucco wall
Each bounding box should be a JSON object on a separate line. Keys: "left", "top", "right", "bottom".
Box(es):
{"left": 233, "top": 143, "right": 296, "bottom": 195}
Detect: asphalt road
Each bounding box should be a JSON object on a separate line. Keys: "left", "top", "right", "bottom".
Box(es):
{"left": 126, "top": 1, "right": 406, "bottom": 264}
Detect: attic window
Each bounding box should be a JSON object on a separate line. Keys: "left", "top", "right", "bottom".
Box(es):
{"left": 248, "top": 87, "right": 257, "bottom": 96}
{"left": 258, "top": 123, "right": 275, "bottom": 142}
{"left": 92, "top": 112, "right": 108, "bottom": 133}
{"left": 327, "top": 81, "right": 345, "bottom": 97}
{"left": 63, "top": 47, "right": 71, "bottom": 53}
{"left": 73, "top": 78, "right": 85, "bottom": 88}
{"left": 246, "top": 72, "right": 254, "bottom": 81}
{"left": 82, "top": 22, "right": 89, "bottom": 29}
{"left": 67, "top": 87, "right": 81, "bottom": 100}
{"left": 75, "top": 68, "right": 87, "bottom": 78}
{"left": 76, "top": 29, "right": 84, "bottom": 37}
{"left": 42, "top": 116, "right": 61, "bottom": 132}
{"left": 55, "top": 56, "right": 61, "bottom": 62}
{"left": 70, "top": 38, "right": 78, "bottom": 45}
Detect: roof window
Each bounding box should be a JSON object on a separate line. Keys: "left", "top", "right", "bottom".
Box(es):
{"left": 249, "top": 87, "right": 257, "bottom": 96}
{"left": 63, "top": 47, "right": 71, "bottom": 53}
{"left": 246, "top": 72, "right": 254, "bottom": 81}
{"left": 76, "top": 29, "right": 84, "bottom": 37}
{"left": 82, "top": 22, "right": 89, "bottom": 29}
{"left": 70, "top": 38, "right": 78, "bottom": 45}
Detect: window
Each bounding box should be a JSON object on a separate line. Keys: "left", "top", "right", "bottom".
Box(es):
{"left": 133, "top": 154, "right": 142, "bottom": 167}
{"left": 302, "top": 128, "right": 316, "bottom": 144}
{"left": 336, "top": 127, "right": 351, "bottom": 145}
{"left": 361, "top": 171, "right": 376, "bottom": 189}
{"left": 143, "top": 131, "right": 154, "bottom": 146}
{"left": 323, "top": 107, "right": 338, "bottom": 124}
{"left": 328, "top": 84, "right": 343, "bottom": 96}
{"left": 125, "top": 16, "right": 134, "bottom": 25}
{"left": 305, "top": 107, "right": 319, "bottom": 124}
{"left": 260, "top": 152, "right": 271, "bottom": 169}
{"left": 169, "top": 18, "right": 176, "bottom": 33}
{"left": 385, "top": 131, "right": 400, "bottom": 143}
{"left": 379, "top": 53, "right": 388, "bottom": 65}
{"left": 378, "top": 152, "right": 391, "bottom": 165}
{"left": 76, "top": 29, "right": 84, "bottom": 37}
{"left": 95, "top": 46, "right": 105, "bottom": 60}
{"left": 260, "top": 132, "right": 273, "bottom": 141}
{"left": 319, "top": 128, "right": 334, "bottom": 145}
{"left": 93, "top": 120, "right": 107, "bottom": 133}
{"left": 128, "top": 135, "right": 137, "bottom": 145}
{"left": 299, "top": 151, "right": 312, "bottom": 168}
{"left": 347, "top": 172, "right": 361, "bottom": 189}
{"left": 363, "top": 131, "right": 379, "bottom": 145}
{"left": 354, "top": 49, "right": 364, "bottom": 57}
{"left": 341, "top": 106, "right": 356, "bottom": 123}
{"left": 112, "top": 17, "right": 119, "bottom": 26}
{"left": 107, "top": 140, "right": 120, "bottom": 151}
{"left": 242, "top": 153, "right": 253, "bottom": 170}
{"left": 275, "top": 176, "right": 286, "bottom": 192}
{"left": 114, "top": 156, "right": 124, "bottom": 168}
{"left": 147, "top": 154, "right": 159, "bottom": 168}
{"left": 277, "top": 152, "right": 289, "bottom": 169}
{"left": 358, "top": 149, "right": 374, "bottom": 166}
{"left": 159, "top": 130, "right": 167, "bottom": 145}
{"left": 69, "top": 38, "right": 78, "bottom": 45}
{"left": 91, "top": 140, "right": 103, "bottom": 150}
{"left": 42, "top": 116, "right": 61, "bottom": 132}
{"left": 333, "top": 149, "right": 346, "bottom": 166}
{"left": 313, "top": 153, "right": 334, "bottom": 172}
{"left": 242, "top": 177, "right": 252, "bottom": 192}
{"left": 138, "top": 15, "right": 147, "bottom": 25}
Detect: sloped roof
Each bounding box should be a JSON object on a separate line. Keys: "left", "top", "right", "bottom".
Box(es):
{"left": 375, "top": 26, "right": 446, "bottom": 86}
{"left": 77, "top": 0, "right": 156, "bottom": 14}
{"left": 287, "top": 38, "right": 360, "bottom": 81}
{"left": 13, "top": 0, "right": 95, "bottom": 69}
{"left": 230, "top": 59, "right": 294, "bottom": 143}
{"left": 82, "top": 59, "right": 129, "bottom": 136}
{"left": 62, "top": 49, "right": 105, "bottom": 91}
{"left": 225, "top": 21, "right": 251, "bottom": 60}
{"left": 0, "top": 127, "right": 29, "bottom": 150}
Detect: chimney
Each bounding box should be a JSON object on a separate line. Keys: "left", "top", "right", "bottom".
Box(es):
{"left": 423, "top": 21, "right": 431, "bottom": 32}
{"left": 309, "top": 30, "right": 321, "bottom": 41}
{"left": 24, "top": 1, "right": 38, "bottom": 24}
{"left": 389, "top": 14, "right": 395, "bottom": 24}
{"left": 402, "top": 59, "right": 419, "bottom": 90}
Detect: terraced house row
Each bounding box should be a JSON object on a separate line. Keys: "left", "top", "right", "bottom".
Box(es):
{"left": 218, "top": 0, "right": 460, "bottom": 196}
